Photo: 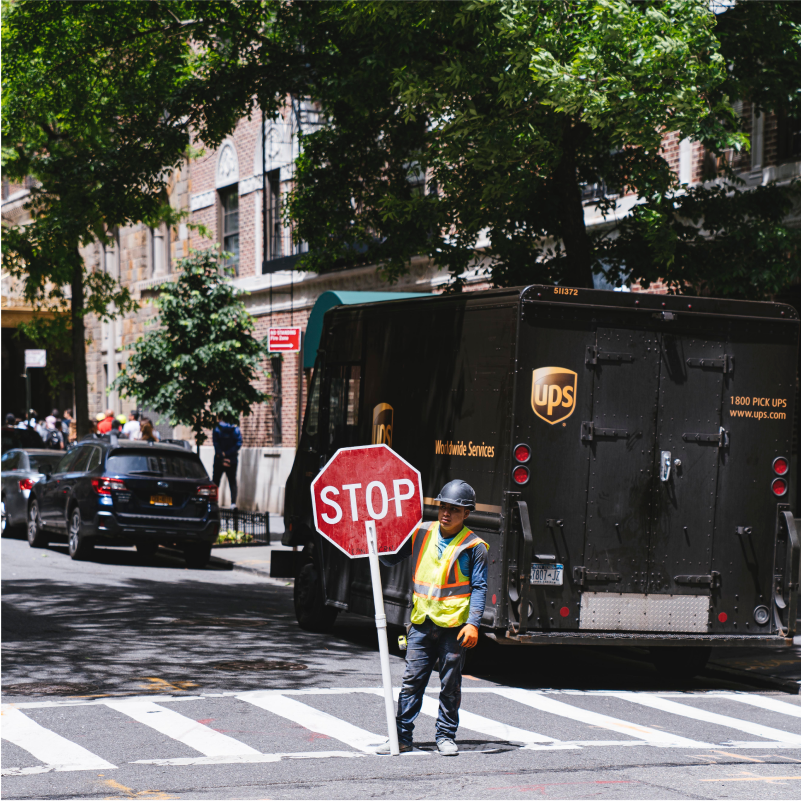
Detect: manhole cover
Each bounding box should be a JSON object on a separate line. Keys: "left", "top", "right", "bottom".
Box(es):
{"left": 170, "top": 618, "right": 268, "bottom": 627}
{"left": 213, "top": 660, "right": 308, "bottom": 672}
{"left": 2, "top": 682, "right": 99, "bottom": 697}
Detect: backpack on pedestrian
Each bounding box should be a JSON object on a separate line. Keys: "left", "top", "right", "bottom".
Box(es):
{"left": 46, "top": 429, "right": 63, "bottom": 450}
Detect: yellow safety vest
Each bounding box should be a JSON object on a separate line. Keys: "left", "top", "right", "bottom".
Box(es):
{"left": 410, "top": 521, "right": 488, "bottom": 628}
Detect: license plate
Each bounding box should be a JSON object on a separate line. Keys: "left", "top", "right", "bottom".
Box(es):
{"left": 530, "top": 563, "right": 564, "bottom": 586}
{"left": 150, "top": 495, "right": 172, "bottom": 506}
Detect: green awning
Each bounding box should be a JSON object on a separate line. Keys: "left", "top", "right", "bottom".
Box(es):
{"left": 304, "top": 290, "right": 429, "bottom": 368}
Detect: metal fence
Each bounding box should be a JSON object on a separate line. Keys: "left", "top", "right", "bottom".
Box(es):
{"left": 217, "top": 509, "right": 270, "bottom": 545}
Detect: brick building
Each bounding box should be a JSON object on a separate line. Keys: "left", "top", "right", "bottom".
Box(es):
{"left": 5, "top": 104, "right": 800, "bottom": 512}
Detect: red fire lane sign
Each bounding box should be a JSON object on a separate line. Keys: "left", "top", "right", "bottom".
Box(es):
{"left": 311, "top": 444, "right": 423, "bottom": 557}
{"left": 268, "top": 327, "right": 301, "bottom": 352}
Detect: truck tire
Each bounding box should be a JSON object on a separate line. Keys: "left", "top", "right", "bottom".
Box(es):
{"left": 27, "top": 501, "right": 49, "bottom": 548}
{"left": 294, "top": 561, "right": 338, "bottom": 633}
{"left": 649, "top": 646, "right": 711, "bottom": 681}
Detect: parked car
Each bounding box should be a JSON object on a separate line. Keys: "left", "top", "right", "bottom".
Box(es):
{"left": 2, "top": 426, "right": 46, "bottom": 454}
{"left": 2, "top": 449, "right": 64, "bottom": 535}
{"left": 26, "top": 436, "right": 220, "bottom": 567}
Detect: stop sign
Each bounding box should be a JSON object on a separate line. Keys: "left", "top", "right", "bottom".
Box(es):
{"left": 311, "top": 444, "right": 423, "bottom": 558}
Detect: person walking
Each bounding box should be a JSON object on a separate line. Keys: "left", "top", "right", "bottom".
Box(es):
{"left": 140, "top": 419, "right": 158, "bottom": 442}
{"left": 376, "top": 479, "right": 488, "bottom": 756}
{"left": 43, "top": 413, "right": 64, "bottom": 450}
{"left": 212, "top": 412, "right": 242, "bottom": 507}
{"left": 122, "top": 410, "right": 141, "bottom": 440}
{"left": 97, "top": 409, "right": 114, "bottom": 434}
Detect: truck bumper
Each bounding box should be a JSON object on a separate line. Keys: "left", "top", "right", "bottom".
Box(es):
{"left": 487, "top": 631, "right": 794, "bottom": 648}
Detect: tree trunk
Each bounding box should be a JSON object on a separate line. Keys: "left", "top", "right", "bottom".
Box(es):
{"left": 553, "top": 122, "right": 595, "bottom": 289}
{"left": 72, "top": 254, "right": 90, "bottom": 439}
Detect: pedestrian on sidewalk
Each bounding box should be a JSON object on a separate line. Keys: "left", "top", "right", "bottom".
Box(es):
{"left": 212, "top": 412, "right": 242, "bottom": 507}
{"left": 123, "top": 410, "right": 141, "bottom": 440}
{"left": 140, "top": 419, "right": 158, "bottom": 442}
{"left": 376, "top": 479, "right": 488, "bottom": 756}
{"left": 44, "top": 412, "right": 64, "bottom": 450}
{"left": 97, "top": 409, "right": 114, "bottom": 434}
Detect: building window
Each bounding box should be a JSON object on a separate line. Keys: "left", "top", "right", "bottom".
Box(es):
{"left": 777, "top": 112, "right": 801, "bottom": 162}
{"left": 151, "top": 224, "right": 170, "bottom": 276}
{"left": 270, "top": 356, "right": 283, "bottom": 446}
{"left": 266, "top": 170, "right": 282, "bottom": 262}
{"left": 220, "top": 186, "right": 240, "bottom": 274}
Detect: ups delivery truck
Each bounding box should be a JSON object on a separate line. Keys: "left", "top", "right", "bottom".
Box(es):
{"left": 280, "top": 286, "right": 800, "bottom": 672}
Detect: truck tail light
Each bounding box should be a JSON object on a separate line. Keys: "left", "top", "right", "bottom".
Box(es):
{"left": 771, "top": 477, "right": 788, "bottom": 497}
{"left": 91, "top": 477, "right": 127, "bottom": 495}
{"left": 773, "top": 456, "right": 789, "bottom": 475}
{"left": 514, "top": 443, "right": 531, "bottom": 463}
{"left": 18, "top": 478, "right": 36, "bottom": 491}
{"left": 196, "top": 484, "right": 218, "bottom": 502}
{"left": 512, "top": 466, "right": 530, "bottom": 485}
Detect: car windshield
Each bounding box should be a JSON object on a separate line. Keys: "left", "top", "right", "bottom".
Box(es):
{"left": 28, "top": 454, "right": 64, "bottom": 473}
{"left": 105, "top": 451, "right": 208, "bottom": 479}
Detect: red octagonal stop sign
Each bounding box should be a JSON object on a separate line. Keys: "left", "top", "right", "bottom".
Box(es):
{"left": 311, "top": 444, "right": 423, "bottom": 558}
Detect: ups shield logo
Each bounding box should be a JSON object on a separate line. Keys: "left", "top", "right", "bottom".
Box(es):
{"left": 531, "top": 367, "right": 577, "bottom": 425}
{"left": 372, "top": 403, "right": 393, "bottom": 446}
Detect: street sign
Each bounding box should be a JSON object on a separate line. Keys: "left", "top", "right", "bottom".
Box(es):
{"left": 24, "top": 349, "right": 47, "bottom": 368}
{"left": 311, "top": 444, "right": 423, "bottom": 557}
{"left": 310, "top": 444, "right": 423, "bottom": 756}
{"left": 268, "top": 327, "right": 301, "bottom": 352}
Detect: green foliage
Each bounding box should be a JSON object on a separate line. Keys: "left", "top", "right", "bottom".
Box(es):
{"left": 111, "top": 250, "right": 270, "bottom": 449}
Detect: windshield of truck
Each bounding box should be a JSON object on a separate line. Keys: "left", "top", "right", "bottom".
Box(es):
{"left": 106, "top": 451, "right": 208, "bottom": 479}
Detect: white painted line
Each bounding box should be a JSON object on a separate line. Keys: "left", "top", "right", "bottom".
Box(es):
{"left": 609, "top": 693, "right": 801, "bottom": 745}
{"left": 237, "top": 691, "right": 386, "bottom": 753}
{"left": 0, "top": 707, "right": 117, "bottom": 775}
{"left": 103, "top": 700, "right": 260, "bottom": 756}
{"left": 713, "top": 694, "right": 801, "bottom": 720}
{"left": 492, "top": 688, "right": 712, "bottom": 747}
{"left": 133, "top": 750, "right": 369, "bottom": 766}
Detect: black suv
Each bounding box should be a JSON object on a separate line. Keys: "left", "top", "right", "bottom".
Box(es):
{"left": 27, "top": 436, "right": 220, "bottom": 567}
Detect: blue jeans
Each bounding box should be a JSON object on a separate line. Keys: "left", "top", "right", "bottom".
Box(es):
{"left": 396, "top": 619, "right": 466, "bottom": 744}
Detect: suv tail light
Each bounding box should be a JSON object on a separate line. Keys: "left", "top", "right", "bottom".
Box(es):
{"left": 196, "top": 484, "right": 218, "bottom": 502}
{"left": 18, "top": 478, "right": 36, "bottom": 491}
{"left": 92, "top": 477, "right": 127, "bottom": 495}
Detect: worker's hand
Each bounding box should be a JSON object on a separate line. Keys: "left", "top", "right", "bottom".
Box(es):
{"left": 457, "top": 624, "right": 479, "bottom": 649}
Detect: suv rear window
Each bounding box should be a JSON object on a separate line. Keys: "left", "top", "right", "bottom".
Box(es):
{"left": 28, "top": 454, "right": 64, "bottom": 473}
{"left": 106, "top": 451, "right": 208, "bottom": 479}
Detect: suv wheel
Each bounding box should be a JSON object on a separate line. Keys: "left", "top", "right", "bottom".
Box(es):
{"left": 184, "top": 543, "right": 212, "bottom": 569}
{"left": 27, "top": 501, "right": 48, "bottom": 548}
{"left": 294, "top": 561, "right": 338, "bottom": 633}
{"left": 67, "top": 507, "right": 94, "bottom": 561}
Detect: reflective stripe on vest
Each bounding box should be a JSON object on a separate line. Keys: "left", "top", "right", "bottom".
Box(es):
{"left": 410, "top": 521, "right": 487, "bottom": 627}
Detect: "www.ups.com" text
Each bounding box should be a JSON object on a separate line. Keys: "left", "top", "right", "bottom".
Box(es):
{"left": 729, "top": 409, "right": 787, "bottom": 420}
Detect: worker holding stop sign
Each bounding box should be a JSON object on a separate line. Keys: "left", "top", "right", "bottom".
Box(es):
{"left": 376, "top": 479, "right": 488, "bottom": 757}
{"left": 310, "top": 447, "right": 488, "bottom": 757}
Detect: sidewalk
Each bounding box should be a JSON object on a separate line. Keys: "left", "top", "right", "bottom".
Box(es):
{"left": 211, "top": 513, "right": 295, "bottom": 583}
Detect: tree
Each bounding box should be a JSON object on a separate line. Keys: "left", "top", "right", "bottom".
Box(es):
{"left": 1, "top": 1, "right": 266, "bottom": 436}
{"left": 111, "top": 250, "right": 270, "bottom": 450}
{"left": 279, "top": 0, "right": 800, "bottom": 297}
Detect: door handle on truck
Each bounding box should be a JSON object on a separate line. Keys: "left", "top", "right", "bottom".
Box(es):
{"left": 779, "top": 511, "right": 799, "bottom": 637}
{"left": 517, "top": 500, "right": 533, "bottom": 634}
{"left": 660, "top": 451, "right": 671, "bottom": 482}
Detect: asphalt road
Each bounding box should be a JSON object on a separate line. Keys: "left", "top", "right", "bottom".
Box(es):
{"left": 2, "top": 533, "right": 801, "bottom": 801}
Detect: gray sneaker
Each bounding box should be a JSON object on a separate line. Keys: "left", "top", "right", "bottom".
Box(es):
{"left": 375, "top": 739, "right": 413, "bottom": 755}
{"left": 437, "top": 738, "right": 459, "bottom": 755}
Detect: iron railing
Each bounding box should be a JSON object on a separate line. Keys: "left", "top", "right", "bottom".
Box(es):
{"left": 217, "top": 509, "right": 270, "bottom": 545}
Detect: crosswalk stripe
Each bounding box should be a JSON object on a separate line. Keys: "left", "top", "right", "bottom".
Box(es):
{"left": 420, "top": 695, "right": 579, "bottom": 750}
{"left": 609, "top": 693, "right": 801, "bottom": 744}
{"left": 133, "top": 751, "right": 368, "bottom": 766}
{"left": 237, "top": 691, "right": 386, "bottom": 753}
{"left": 0, "top": 707, "right": 116, "bottom": 775}
{"left": 103, "top": 700, "right": 260, "bottom": 756}
{"left": 714, "top": 694, "right": 801, "bottom": 720}
{"left": 492, "top": 688, "right": 712, "bottom": 747}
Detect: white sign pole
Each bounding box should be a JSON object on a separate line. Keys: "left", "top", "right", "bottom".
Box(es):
{"left": 365, "top": 519, "right": 399, "bottom": 756}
